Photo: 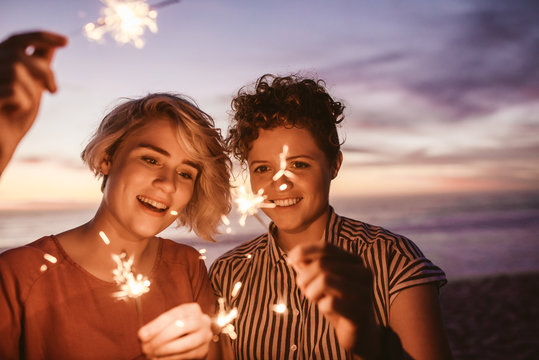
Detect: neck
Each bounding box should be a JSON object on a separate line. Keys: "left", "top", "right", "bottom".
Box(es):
{"left": 275, "top": 208, "right": 330, "bottom": 253}
{"left": 56, "top": 204, "right": 158, "bottom": 282}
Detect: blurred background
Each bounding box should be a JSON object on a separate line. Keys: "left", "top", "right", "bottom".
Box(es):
{"left": 0, "top": 0, "right": 538, "bottom": 280}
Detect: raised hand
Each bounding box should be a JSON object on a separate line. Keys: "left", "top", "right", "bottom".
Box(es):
{"left": 0, "top": 31, "right": 67, "bottom": 175}
{"left": 287, "top": 242, "right": 381, "bottom": 358}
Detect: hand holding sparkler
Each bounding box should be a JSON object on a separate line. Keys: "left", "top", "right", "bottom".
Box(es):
{"left": 287, "top": 242, "right": 378, "bottom": 354}
{"left": 138, "top": 302, "right": 214, "bottom": 359}
{"left": 0, "top": 30, "right": 67, "bottom": 175}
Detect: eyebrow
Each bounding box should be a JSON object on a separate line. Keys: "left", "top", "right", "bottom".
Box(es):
{"left": 138, "top": 143, "right": 199, "bottom": 169}
{"left": 250, "top": 154, "right": 316, "bottom": 164}
{"left": 139, "top": 143, "right": 170, "bottom": 156}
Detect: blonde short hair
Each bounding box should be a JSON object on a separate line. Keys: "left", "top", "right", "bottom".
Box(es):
{"left": 82, "top": 93, "right": 231, "bottom": 241}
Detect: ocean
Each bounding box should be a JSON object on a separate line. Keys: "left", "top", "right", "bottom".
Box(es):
{"left": 1, "top": 190, "right": 538, "bottom": 281}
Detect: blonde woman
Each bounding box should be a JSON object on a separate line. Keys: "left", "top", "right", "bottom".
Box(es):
{"left": 0, "top": 93, "right": 230, "bottom": 359}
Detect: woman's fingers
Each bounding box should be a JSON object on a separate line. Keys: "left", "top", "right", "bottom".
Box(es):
{"left": 139, "top": 303, "right": 212, "bottom": 359}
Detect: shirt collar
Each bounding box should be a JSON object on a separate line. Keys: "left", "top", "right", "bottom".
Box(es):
{"left": 267, "top": 222, "right": 286, "bottom": 265}
{"left": 324, "top": 206, "right": 342, "bottom": 246}
{"left": 266, "top": 206, "right": 342, "bottom": 266}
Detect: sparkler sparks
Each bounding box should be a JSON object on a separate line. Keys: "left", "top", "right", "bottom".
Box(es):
{"left": 112, "top": 251, "right": 151, "bottom": 300}
{"left": 221, "top": 215, "right": 232, "bottom": 234}
{"left": 215, "top": 297, "right": 238, "bottom": 340}
{"left": 84, "top": 0, "right": 159, "bottom": 48}
{"left": 198, "top": 248, "right": 207, "bottom": 260}
{"left": 272, "top": 145, "right": 295, "bottom": 182}
{"left": 231, "top": 281, "right": 242, "bottom": 298}
{"left": 272, "top": 302, "right": 287, "bottom": 314}
{"left": 99, "top": 231, "right": 111, "bottom": 245}
{"left": 233, "top": 186, "right": 275, "bottom": 226}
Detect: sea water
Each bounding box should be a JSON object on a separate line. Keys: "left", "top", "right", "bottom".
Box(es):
{"left": 1, "top": 191, "right": 538, "bottom": 280}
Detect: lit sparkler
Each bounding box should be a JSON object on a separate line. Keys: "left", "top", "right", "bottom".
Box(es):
{"left": 112, "top": 250, "right": 151, "bottom": 326}
{"left": 233, "top": 185, "right": 275, "bottom": 227}
{"left": 215, "top": 297, "right": 238, "bottom": 340}
{"left": 84, "top": 0, "right": 162, "bottom": 48}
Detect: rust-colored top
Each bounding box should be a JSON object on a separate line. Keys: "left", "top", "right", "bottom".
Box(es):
{"left": 0, "top": 236, "right": 215, "bottom": 360}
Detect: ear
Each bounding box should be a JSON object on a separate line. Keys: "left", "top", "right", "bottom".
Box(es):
{"left": 99, "top": 155, "right": 112, "bottom": 176}
{"left": 331, "top": 151, "right": 343, "bottom": 179}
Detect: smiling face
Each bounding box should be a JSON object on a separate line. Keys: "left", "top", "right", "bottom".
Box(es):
{"left": 247, "top": 126, "right": 341, "bottom": 242}
{"left": 99, "top": 117, "right": 198, "bottom": 240}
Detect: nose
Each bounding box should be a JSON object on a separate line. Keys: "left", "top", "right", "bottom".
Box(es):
{"left": 154, "top": 169, "right": 176, "bottom": 193}
{"left": 273, "top": 174, "right": 293, "bottom": 192}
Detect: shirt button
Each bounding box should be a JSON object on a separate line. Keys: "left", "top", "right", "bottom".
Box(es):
{"left": 290, "top": 344, "right": 297, "bottom": 351}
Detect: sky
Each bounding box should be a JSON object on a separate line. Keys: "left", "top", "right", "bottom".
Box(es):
{"left": 0, "top": 0, "right": 538, "bottom": 208}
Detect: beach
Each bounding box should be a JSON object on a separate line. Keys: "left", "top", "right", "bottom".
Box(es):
{"left": 1, "top": 191, "right": 538, "bottom": 358}
{"left": 440, "top": 271, "right": 539, "bottom": 359}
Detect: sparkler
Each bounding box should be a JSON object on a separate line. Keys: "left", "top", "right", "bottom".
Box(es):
{"left": 215, "top": 297, "right": 238, "bottom": 340}
{"left": 112, "top": 251, "right": 151, "bottom": 326}
{"left": 233, "top": 185, "right": 275, "bottom": 227}
{"left": 84, "top": 0, "right": 179, "bottom": 48}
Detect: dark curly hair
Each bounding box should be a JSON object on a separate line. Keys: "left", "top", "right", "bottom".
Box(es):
{"left": 226, "top": 74, "right": 345, "bottom": 165}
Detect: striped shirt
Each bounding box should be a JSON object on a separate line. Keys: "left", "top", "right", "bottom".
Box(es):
{"left": 209, "top": 208, "right": 446, "bottom": 359}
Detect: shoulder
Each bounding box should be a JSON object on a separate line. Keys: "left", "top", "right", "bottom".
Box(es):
{"left": 339, "top": 215, "right": 425, "bottom": 259}
{"left": 0, "top": 236, "right": 59, "bottom": 299}
{"left": 0, "top": 236, "right": 59, "bottom": 268}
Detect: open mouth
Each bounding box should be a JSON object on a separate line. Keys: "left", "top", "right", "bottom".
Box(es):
{"left": 272, "top": 197, "right": 302, "bottom": 207}
{"left": 137, "top": 195, "right": 169, "bottom": 212}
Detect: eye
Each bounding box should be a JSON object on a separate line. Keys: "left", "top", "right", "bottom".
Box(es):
{"left": 142, "top": 156, "right": 160, "bottom": 166}
{"left": 177, "top": 171, "right": 194, "bottom": 180}
{"left": 291, "top": 161, "right": 310, "bottom": 169}
{"left": 253, "top": 165, "right": 270, "bottom": 174}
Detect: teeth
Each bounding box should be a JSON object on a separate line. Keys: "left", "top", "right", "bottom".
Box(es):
{"left": 137, "top": 195, "right": 168, "bottom": 210}
{"left": 273, "top": 197, "right": 301, "bottom": 207}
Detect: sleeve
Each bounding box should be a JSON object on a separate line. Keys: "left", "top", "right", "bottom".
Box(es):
{"left": 386, "top": 235, "right": 447, "bottom": 305}
{"left": 0, "top": 251, "right": 23, "bottom": 359}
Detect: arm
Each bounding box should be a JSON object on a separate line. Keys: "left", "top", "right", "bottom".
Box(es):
{"left": 390, "top": 284, "right": 452, "bottom": 360}
{"left": 287, "top": 242, "right": 382, "bottom": 359}
{"left": 0, "top": 30, "right": 67, "bottom": 175}
{"left": 288, "top": 242, "right": 452, "bottom": 359}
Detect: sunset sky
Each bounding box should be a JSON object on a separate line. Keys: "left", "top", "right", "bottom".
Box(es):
{"left": 0, "top": 0, "right": 537, "bottom": 208}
